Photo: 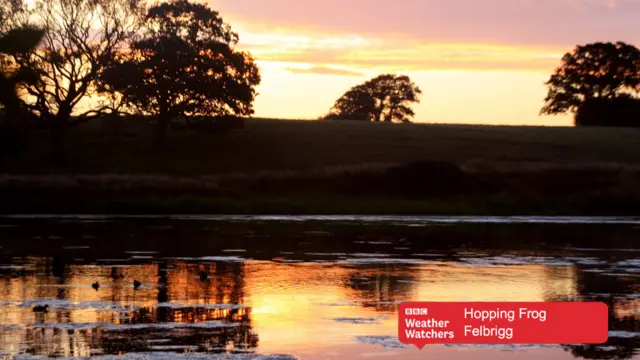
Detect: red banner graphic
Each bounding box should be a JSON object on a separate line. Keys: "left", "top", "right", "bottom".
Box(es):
{"left": 398, "top": 302, "right": 608, "bottom": 349}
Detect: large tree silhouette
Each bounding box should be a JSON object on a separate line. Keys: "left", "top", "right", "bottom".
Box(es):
{"left": 324, "top": 74, "right": 422, "bottom": 123}
{"left": 101, "top": 0, "right": 261, "bottom": 150}
{"left": 7, "top": 0, "right": 142, "bottom": 161}
{"left": 541, "top": 42, "right": 640, "bottom": 117}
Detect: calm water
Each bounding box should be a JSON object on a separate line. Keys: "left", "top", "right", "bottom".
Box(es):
{"left": 0, "top": 216, "right": 638, "bottom": 360}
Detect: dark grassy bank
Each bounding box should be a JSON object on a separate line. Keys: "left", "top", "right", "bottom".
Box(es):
{"left": 1, "top": 161, "right": 639, "bottom": 215}
{"left": 3, "top": 118, "right": 640, "bottom": 175}
{"left": 2, "top": 118, "right": 640, "bottom": 215}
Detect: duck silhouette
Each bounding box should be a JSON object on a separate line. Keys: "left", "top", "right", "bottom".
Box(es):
{"left": 133, "top": 280, "right": 141, "bottom": 290}
{"left": 92, "top": 281, "right": 100, "bottom": 291}
{"left": 33, "top": 304, "right": 49, "bottom": 313}
{"left": 199, "top": 271, "right": 208, "bottom": 282}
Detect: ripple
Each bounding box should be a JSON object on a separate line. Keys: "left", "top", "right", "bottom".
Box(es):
{"left": 337, "top": 258, "right": 425, "bottom": 265}
{"left": 613, "top": 259, "right": 640, "bottom": 267}
{"left": 609, "top": 331, "right": 640, "bottom": 338}
{"left": 329, "top": 317, "right": 386, "bottom": 325}
{"left": 165, "top": 256, "right": 247, "bottom": 262}
{"left": 565, "top": 247, "right": 640, "bottom": 252}
{"left": 155, "top": 302, "right": 248, "bottom": 310}
{"left": 350, "top": 253, "right": 395, "bottom": 258}
{"left": 12, "top": 353, "right": 300, "bottom": 360}
{"left": 354, "top": 336, "right": 409, "bottom": 349}
{"left": 23, "top": 321, "right": 243, "bottom": 331}
{"left": 459, "top": 256, "right": 575, "bottom": 267}
{"left": 147, "top": 345, "right": 199, "bottom": 351}
{"left": 8, "top": 214, "right": 640, "bottom": 225}
{"left": 0, "top": 265, "right": 29, "bottom": 270}
{"left": 14, "top": 300, "right": 142, "bottom": 311}
{"left": 304, "top": 253, "right": 348, "bottom": 257}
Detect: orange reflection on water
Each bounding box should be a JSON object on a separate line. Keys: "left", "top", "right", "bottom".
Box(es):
{"left": 0, "top": 257, "right": 636, "bottom": 359}
{"left": 412, "top": 265, "right": 578, "bottom": 302}
{"left": 243, "top": 262, "right": 580, "bottom": 354}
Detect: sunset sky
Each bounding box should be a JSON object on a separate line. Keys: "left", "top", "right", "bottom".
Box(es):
{"left": 207, "top": 0, "right": 640, "bottom": 126}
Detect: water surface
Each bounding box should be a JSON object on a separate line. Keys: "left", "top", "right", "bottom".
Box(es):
{"left": 0, "top": 216, "right": 638, "bottom": 359}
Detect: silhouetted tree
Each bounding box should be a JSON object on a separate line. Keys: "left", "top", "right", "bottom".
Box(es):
{"left": 324, "top": 74, "right": 421, "bottom": 123}
{"left": 101, "top": 0, "right": 261, "bottom": 150}
{"left": 575, "top": 94, "right": 640, "bottom": 127}
{"left": 8, "top": 0, "right": 142, "bottom": 161}
{"left": 541, "top": 42, "right": 640, "bottom": 117}
{"left": 0, "top": 0, "right": 42, "bottom": 117}
{"left": 0, "top": 2, "right": 44, "bottom": 162}
{"left": 0, "top": 27, "right": 43, "bottom": 115}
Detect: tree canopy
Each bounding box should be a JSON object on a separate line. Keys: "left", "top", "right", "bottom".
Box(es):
{"left": 0, "top": 13, "right": 44, "bottom": 161}
{"left": 0, "top": 0, "right": 43, "bottom": 117}
{"left": 6, "top": 0, "right": 142, "bottom": 160}
{"left": 541, "top": 41, "right": 640, "bottom": 116}
{"left": 101, "top": 0, "right": 261, "bottom": 149}
{"left": 324, "top": 74, "right": 422, "bottom": 123}
{"left": 0, "top": 27, "right": 44, "bottom": 117}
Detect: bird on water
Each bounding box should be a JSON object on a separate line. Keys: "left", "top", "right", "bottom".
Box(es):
{"left": 92, "top": 281, "right": 100, "bottom": 291}
{"left": 33, "top": 305, "right": 49, "bottom": 313}
{"left": 133, "top": 280, "right": 141, "bottom": 289}
{"left": 199, "top": 271, "right": 208, "bottom": 282}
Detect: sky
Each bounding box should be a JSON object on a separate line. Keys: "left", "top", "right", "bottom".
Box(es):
{"left": 206, "top": 0, "right": 640, "bottom": 126}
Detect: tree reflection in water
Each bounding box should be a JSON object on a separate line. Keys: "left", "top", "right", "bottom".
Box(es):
{"left": 561, "top": 268, "right": 639, "bottom": 360}
{"left": 342, "top": 264, "right": 418, "bottom": 313}
{"left": 0, "top": 258, "right": 258, "bottom": 357}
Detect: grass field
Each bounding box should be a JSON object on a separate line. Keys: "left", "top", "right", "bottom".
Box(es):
{"left": 3, "top": 118, "right": 640, "bottom": 175}
{"left": 2, "top": 118, "right": 640, "bottom": 215}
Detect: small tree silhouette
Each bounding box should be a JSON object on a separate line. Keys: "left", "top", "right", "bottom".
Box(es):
{"left": 324, "top": 74, "right": 422, "bottom": 123}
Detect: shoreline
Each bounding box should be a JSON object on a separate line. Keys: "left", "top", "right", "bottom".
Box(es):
{"left": 2, "top": 165, "right": 640, "bottom": 216}
{"left": 2, "top": 214, "right": 640, "bottom": 223}
{"left": 1, "top": 194, "right": 638, "bottom": 216}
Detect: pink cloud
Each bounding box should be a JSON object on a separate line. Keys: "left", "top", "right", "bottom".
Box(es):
{"left": 210, "top": 0, "right": 640, "bottom": 48}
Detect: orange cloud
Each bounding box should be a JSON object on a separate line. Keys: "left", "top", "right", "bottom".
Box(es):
{"left": 284, "top": 66, "right": 364, "bottom": 77}
{"left": 238, "top": 34, "right": 565, "bottom": 73}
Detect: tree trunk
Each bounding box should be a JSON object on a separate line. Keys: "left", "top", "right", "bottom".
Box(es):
{"left": 374, "top": 104, "right": 385, "bottom": 122}
{"left": 50, "top": 118, "right": 68, "bottom": 163}
{"left": 154, "top": 115, "right": 170, "bottom": 152}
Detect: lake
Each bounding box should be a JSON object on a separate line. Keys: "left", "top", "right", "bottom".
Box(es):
{"left": 0, "top": 215, "right": 638, "bottom": 360}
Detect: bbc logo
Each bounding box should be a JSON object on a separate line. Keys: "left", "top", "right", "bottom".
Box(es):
{"left": 405, "top": 308, "right": 428, "bottom": 315}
